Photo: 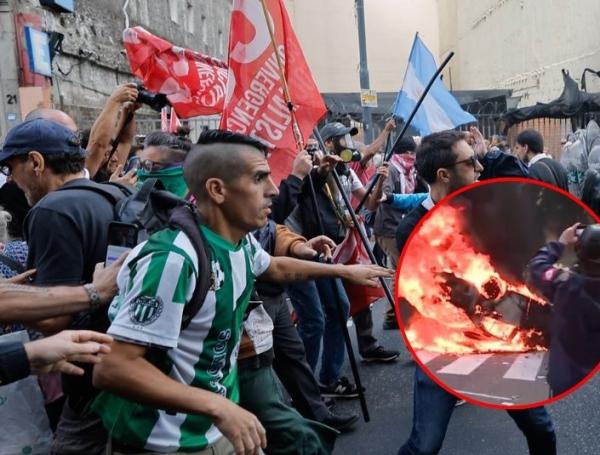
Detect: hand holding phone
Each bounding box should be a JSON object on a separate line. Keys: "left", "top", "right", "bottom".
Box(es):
{"left": 105, "top": 222, "right": 138, "bottom": 266}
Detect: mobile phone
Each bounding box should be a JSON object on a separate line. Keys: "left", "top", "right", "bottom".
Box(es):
{"left": 105, "top": 222, "right": 138, "bottom": 266}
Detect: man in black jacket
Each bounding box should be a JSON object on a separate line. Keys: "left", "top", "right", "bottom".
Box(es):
{"left": 513, "top": 129, "right": 568, "bottom": 191}
{"left": 528, "top": 223, "right": 600, "bottom": 396}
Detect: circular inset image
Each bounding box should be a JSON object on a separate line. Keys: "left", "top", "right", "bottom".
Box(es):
{"left": 395, "top": 178, "right": 600, "bottom": 409}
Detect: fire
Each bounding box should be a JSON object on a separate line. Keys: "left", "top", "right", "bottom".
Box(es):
{"left": 397, "top": 204, "right": 549, "bottom": 354}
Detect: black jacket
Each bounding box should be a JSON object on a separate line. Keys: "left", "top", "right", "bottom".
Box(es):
{"left": 528, "top": 241, "right": 600, "bottom": 395}
{"left": 529, "top": 158, "right": 569, "bottom": 192}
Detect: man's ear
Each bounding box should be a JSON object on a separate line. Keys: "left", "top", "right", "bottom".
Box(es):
{"left": 29, "top": 151, "right": 45, "bottom": 177}
{"left": 436, "top": 167, "right": 451, "bottom": 184}
{"left": 205, "top": 177, "right": 226, "bottom": 204}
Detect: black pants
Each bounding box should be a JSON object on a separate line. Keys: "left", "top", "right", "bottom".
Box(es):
{"left": 262, "top": 294, "right": 330, "bottom": 421}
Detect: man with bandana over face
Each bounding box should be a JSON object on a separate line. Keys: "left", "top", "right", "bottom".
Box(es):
{"left": 373, "top": 136, "right": 421, "bottom": 330}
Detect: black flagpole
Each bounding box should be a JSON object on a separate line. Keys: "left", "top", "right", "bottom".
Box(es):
{"left": 355, "top": 51, "right": 455, "bottom": 213}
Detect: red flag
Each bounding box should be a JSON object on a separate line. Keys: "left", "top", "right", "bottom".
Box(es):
{"left": 123, "top": 26, "right": 228, "bottom": 118}
{"left": 220, "top": 0, "right": 327, "bottom": 184}
{"left": 333, "top": 222, "right": 385, "bottom": 316}
{"left": 160, "top": 107, "right": 168, "bottom": 132}
{"left": 169, "top": 108, "right": 181, "bottom": 133}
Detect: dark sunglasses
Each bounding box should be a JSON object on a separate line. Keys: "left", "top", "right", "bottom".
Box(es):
{"left": 449, "top": 155, "right": 480, "bottom": 169}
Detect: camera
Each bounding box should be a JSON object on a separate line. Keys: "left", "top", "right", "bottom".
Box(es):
{"left": 136, "top": 84, "right": 169, "bottom": 112}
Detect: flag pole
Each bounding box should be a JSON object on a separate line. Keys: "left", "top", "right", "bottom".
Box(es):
{"left": 355, "top": 50, "right": 455, "bottom": 213}
{"left": 259, "top": 0, "right": 305, "bottom": 151}
{"left": 259, "top": 0, "right": 374, "bottom": 421}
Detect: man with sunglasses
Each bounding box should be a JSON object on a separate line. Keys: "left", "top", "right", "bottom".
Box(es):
{"left": 395, "top": 130, "right": 556, "bottom": 455}
{"left": 124, "top": 130, "right": 192, "bottom": 199}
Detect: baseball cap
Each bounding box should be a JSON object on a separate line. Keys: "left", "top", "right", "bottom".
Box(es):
{"left": 0, "top": 118, "right": 85, "bottom": 164}
{"left": 319, "top": 122, "right": 359, "bottom": 142}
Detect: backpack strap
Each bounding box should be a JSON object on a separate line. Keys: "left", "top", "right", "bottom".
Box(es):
{"left": 56, "top": 181, "right": 134, "bottom": 206}
{"left": 0, "top": 253, "right": 26, "bottom": 275}
{"left": 168, "top": 205, "right": 212, "bottom": 330}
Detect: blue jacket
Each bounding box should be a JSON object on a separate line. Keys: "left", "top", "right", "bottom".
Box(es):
{"left": 528, "top": 241, "right": 600, "bottom": 395}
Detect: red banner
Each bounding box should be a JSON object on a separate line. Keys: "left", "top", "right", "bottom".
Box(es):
{"left": 123, "top": 26, "right": 228, "bottom": 118}
{"left": 220, "top": 0, "right": 327, "bottom": 184}
{"left": 333, "top": 223, "right": 385, "bottom": 315}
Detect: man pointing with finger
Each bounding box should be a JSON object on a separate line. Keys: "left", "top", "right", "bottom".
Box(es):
{"left": 92, "top": 131, "right": 392, "bottom": 455}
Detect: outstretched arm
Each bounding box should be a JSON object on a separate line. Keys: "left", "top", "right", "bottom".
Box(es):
{"left": 260, "top": 255, "right": 392, "bottom": 287}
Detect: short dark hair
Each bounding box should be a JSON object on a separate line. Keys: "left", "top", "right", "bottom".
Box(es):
{"left": 516, "top": 129, "right": 544, "bottom": 155}
{"left": 416, "top": 130, "right": 464, "bottom": 184}
{"left": 44, "top": 152, "right": 85, "bottom": 175}
{"left": 185, "top": 130, "right": 268, "bottom": 200}
{"left": 392, "top": 136, "right": 417, "bottom": 154}
{"left": 144, "top": 130, "right": 191, "bottom": 162}
{"left": 582, "top": 169, "right": 600, "bottom": 216}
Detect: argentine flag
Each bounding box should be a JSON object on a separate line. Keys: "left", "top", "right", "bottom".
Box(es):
{"left": 393, "top": 34, "right": 476, "bottom": 135}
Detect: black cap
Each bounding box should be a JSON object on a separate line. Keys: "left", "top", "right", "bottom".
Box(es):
{"left": 392, "top": 136, "right": 417, "bottom": 154}
{"left": 0, "top": 118, "right": 85, "bottom": 164}
{"left": 319, "top": 122, "right": 358, "bottom": 142}
{"left": 576, "top": 224, "right": 600, "bottom": 272}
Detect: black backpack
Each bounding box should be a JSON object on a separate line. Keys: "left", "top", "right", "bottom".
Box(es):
{"left": 58, "top": 179, "right": 211, "bottom": 329}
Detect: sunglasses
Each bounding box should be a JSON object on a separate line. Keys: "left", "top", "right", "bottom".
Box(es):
{"left": 125, "top": 156, "right": 183, "bottom": 173}
{"left": 449, "top": 155, "right": 480, "bottom": 169}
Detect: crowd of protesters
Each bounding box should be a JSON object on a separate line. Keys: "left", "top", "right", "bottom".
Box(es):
{"left": 0, "top": 81, "right": 599, "bottom": 455}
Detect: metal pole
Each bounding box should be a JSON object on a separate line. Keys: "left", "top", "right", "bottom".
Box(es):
{"left": 355, "top": 0, "right": 373, "bottom": 144}
{"left": 355, "top": 51, "right": 455, "bottom": 213}
{"left": 306, "top": 172, "right": 370, "bottom": 422}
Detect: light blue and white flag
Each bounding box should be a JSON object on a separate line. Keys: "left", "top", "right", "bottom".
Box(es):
{"left": 393, "top": 34, "right": 476, "bottom": 135}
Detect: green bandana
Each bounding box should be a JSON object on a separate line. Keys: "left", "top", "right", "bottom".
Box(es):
{"left": 137, "top": 166, "right": 188, "bottom": 198}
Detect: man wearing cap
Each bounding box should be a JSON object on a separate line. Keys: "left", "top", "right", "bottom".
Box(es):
{"left": 528, "top": 222, "right": 600, "bottom": 396}
{"left": 0, "top": 118, "right": 119, "bottom": 455}
{"left": 286, "top": 122, "right": 398, "bottom": 398}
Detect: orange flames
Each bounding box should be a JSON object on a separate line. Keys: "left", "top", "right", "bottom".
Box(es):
{"left": 397, "top": 205, "right": 548, "bottom": 354}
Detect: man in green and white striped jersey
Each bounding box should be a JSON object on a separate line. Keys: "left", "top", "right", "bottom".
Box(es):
{"left": 92, "top": 130, "right": 392, "bottom": 455}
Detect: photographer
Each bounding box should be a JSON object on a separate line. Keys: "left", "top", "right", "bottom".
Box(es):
{"left": 527, "top": 223, "right": 600, "bottom": 396}
{"left": 286, "top": 123, "right": 398, "bottom": 400}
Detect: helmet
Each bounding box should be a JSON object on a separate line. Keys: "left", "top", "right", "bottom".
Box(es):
{"left": 575, "top": 224, "right": 600, "bottom": 274}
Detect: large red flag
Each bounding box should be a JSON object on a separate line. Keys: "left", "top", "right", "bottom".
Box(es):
{"left": 123, "top": 26, "right": 228, "bottom": 118}
{"left": 220, "top": 0, "right": 327, "bottom": 184}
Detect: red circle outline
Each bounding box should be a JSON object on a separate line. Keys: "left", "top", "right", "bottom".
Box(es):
{"left": 394, "top": 177, "right": 600, "bottom": 410}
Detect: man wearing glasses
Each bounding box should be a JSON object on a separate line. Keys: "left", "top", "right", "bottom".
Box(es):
{"left": 124, "top": 131, "right": 192, "bottom": 199}
{"left": 395, "top": 130, "right": 556, "bottom": 455}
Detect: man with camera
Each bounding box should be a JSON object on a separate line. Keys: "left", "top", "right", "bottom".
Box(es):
{"left": 528, "top": 222, "right": 600, "bottom": 396}
{"left": 285, "top": 123, "right": 399, "bottom": 398}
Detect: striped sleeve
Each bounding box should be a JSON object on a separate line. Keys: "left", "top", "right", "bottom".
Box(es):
{"left": 108, "top": 246, "right": 196, "bottom": 349}
{"left": 247, "top": 234, "right": 271, "bottom": 277}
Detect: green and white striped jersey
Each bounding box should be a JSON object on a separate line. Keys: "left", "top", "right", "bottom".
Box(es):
{"left": 92, "top": 225, "right": 271, "bottom": 452}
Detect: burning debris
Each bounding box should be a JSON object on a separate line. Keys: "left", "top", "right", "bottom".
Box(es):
{"left": 397, "top": 204, "right": 552, "bottom": 354}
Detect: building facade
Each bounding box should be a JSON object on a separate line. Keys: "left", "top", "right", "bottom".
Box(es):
{"left": 0, "top": 0, "right": 232, "bottom": 139}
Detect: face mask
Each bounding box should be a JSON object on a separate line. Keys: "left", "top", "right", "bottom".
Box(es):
{"left": 333, "top": 134, "right": 360, "bottom": 162}
{"left": 137, "top": 166, "right": 188, "bottom": 198}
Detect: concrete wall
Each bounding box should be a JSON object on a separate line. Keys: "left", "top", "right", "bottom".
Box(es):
{"left": 1, "top": 0, "right": 231, "bottom": 135}
{"left": 284, "top": 0, "right": 439, "bottom": 94}
{"left": 438, "top": 0, "right": 600, "bottom": 107}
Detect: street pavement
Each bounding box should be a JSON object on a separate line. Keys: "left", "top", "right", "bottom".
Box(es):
{"left": 420, "top": 350, "right": 550, "bottom": 406}
{"left": 330, "top": 298, "right": 600, "bottom": 455}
